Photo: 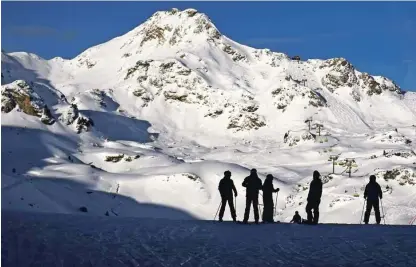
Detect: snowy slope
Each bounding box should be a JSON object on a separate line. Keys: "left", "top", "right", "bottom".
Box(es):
{"left": 3, "top": 211, "right": 416, "bottom": 267}
{"left": 2, "top": 8, "right": 416, "bottom": 225}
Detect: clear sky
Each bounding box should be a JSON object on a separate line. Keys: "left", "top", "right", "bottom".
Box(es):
{"left": 2, "top": 1, "right": 415, "bottom": 90}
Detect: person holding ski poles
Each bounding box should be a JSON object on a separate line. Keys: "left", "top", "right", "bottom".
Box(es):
{"left": 218, "top": 170, "right": 237, "bottom": 222}
{"left": 262, "top": 174, "right": 280, "bottom": 223}
{"left": 363, "top": 175, "right": 382, "bottom": 224}
{"left": 305, "top": 170, "right": 323, "bottom": 225}
{"left": 242, "top": 169, "right": 263, "bottom": 224}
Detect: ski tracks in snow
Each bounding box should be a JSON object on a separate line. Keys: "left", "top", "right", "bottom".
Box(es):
{"left": 318, "top": 89, "right": 372, "bottom": 132}
{"left": 3, "top": 211, "right": 416, "bottom": 267}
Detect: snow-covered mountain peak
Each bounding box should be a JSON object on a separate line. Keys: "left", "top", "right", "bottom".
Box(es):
{"left": 137, "top": 8, "right": 222, "bottom": 47}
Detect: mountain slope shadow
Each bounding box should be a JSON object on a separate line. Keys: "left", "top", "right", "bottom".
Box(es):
{"left": 1, "top": 53, "right": 65, "bottom": 108}
{"left": 2, "top": 174, "right": 197, "bottom": 220}
{"left": 1, "top": 126, "right": 80, "bottom": 176}
{"left": 81, "top": 110, "right": 159, "bottom": 143}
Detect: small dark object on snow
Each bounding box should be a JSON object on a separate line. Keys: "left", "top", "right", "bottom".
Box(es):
{"left": 105, "top": 211, "right": 110, "bottom": 216}
{"left": 12, "top": 168, "right": 16, "bottom": 173}
{"left": 405, "top": 139, "right": 412, "bottom": 145}
{"left": 292, "top": 55, "right": 301, "bottom": 61}
{"left": 20, "top": 197, "right": 24, "bottom": 200}
{"left": 79, "top": 206, "right": 88, "bottom": 212}
{"left": 29, "top": 203, "right": 34, "bottom": 207}
{"left": 86, "top": 191, "right": 93, "bottom": 194}
{"left": 284, "top": 132, "right": 289, "bottom": 142}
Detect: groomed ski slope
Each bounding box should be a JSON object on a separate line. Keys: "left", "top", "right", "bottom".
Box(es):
{"left": 2, "top": 211, "right": 416, "bottom": 267}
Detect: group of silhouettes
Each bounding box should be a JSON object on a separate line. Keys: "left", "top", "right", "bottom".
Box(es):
{"left": 218, "top": 169, "right": 384, "bottom": 225}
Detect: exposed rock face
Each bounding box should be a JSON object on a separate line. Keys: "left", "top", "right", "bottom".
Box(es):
{"left": 87, "top": 89, "right": 108, "bottom": 107}
{"left": 271, "top": 83, "right": 326, "bottom": 112}
{"left": 59, "top": 104, "right": 79, "bottom": 125}
{"left": 227, "top": 112, "right": 266, "bottom": 131}
{"left": 40, "top": 106, "right": 55, "bottom": 125}
{"left": 137, "top": 8, "right": 222, "bottom": 48}
{"left": 383, "top": 149, "right": 416, "bottom": 159}
{"left": 222, "top": 44, "right": 247, "bottom": 63}
{"left": 376, "top": 168, "right": 416, "bottom": 186}
{"left": 75, "top": 116, "right": 94, "bottom": 134}
{"left": 359, "top": 73, "right": 401, "bottom": 96}
{"left": 252, "top": 49, "right": 288, "bottom": 67}
{"left": 320, "top": 58, "right": 357, "bottom": 91}
{"left": 1, "top": 80, "right": 54, "bottom": 124}
{"left": 319, "top": 58, "right": 402, "bottom": 96}
{"left": 58, "top": 103, "right": 93, "bottom": 133}
{"left": 283, "top": 130, "right": 315, "bottom": 146}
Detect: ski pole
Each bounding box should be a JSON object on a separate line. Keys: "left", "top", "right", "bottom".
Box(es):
{"left": 214, "top": 201, "right": 221, "bottom": 221}
{"left": 360, "top": 199, "right": 366, "bottom": 224}
{"left": 380, "top": 199, "right": 386, "bottom": 225}
{"left": 234, "top": 195, "right": 237, "bottom": 217}
{"left": 274, "top": 191, "right": 278, "bottom": 217}
{"left": 234, "top": 194, "right": 237, "bottom": 220}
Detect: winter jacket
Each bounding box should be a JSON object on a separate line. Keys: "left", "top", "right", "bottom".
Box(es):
{"left": 218, "top": 177, "right": 237, "bottom": 197}
{"left": 262, "top": 181, "right": 279, "bottom": 199}
{"left": 364, "top": 181, "right": 382, "bottom": 201}
{"left": 307, "top": 178, "right": 323, "bottom": 203}
{"left": 242, "top": 175, "right": 262, "bottom": 197}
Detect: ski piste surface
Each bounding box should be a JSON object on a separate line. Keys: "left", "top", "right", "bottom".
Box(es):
{"left": 3, "top": 211, "right": 415, "bottom": 267}
{"left": 211, "top": 220, "right": 388, "bottom": 226}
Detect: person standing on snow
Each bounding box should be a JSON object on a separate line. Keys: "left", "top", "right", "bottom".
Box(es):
{"left": 242, "top": 169, "right": 263, "bottom": 224}
{"left": 305, "top": 170, "right": 323, "bottom": 224}
{"left": 218, "top": 170, "right": 237, "bottom": 222}
{"left": 363, "top": 175, "right": 383, "bottom": 224}
{"left": 262, "top": 174, "right": 280, "bottom": 223}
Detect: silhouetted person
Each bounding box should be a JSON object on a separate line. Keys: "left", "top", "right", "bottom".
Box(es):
{"left": 305, "top": 170, "right": 323, "bottom": 224}
{"left": 363, "top": 175, "right": 382, "bottom": 224}
{"left": 290, "top": 211, "right": 302, "bottom": 224}
{"left": 242, "top": 169, "right": 263, "bottom": 224}
{"left": 218, "top": 171, "right": 237, "bottom": 222}
{"left": 262, "top": 174, "right": 280, "bottom": 223}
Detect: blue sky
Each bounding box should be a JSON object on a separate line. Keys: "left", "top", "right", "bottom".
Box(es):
{"left": 2, "top": 1, "right": 415, "bottom": 90}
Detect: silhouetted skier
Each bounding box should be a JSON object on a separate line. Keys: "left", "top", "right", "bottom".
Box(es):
{"left": 218, "top": 171, "right": 237, "bottom": 222}
{"left": 290, "top": 211, "right": 302, "bottom": 224}
{"left": 305, "top": 170, "right": 323, "bottom": 224}
{"left": 262, "top": 174, "right": 280, "bottom": 223}
{"left": 242, "top": 169, "right": 263, "bottom": 224}
{"left": 363, "top": 175, "right": 382, "bottom": 224}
